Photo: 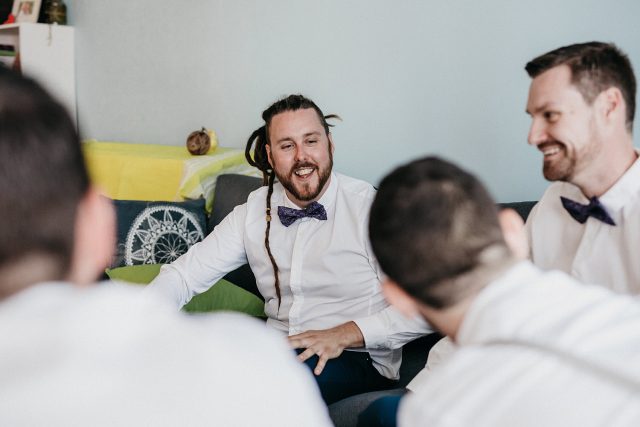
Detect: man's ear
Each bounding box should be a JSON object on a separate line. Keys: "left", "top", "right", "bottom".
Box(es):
{"left": 68, "top": 186, "right": 116, "bottom": 286}
{"left": 265, "top": 143, "right": 274, "bottom": 168}
{"left": 382, "top": 277, "right": 420, "bottom": 318}
{"left": 328, "top": 132, "right": 335, "bottom": 154}
{"left": 498, "top": 208, "right": 529, "bottom": 260}
{"left": 596, "top": 86, "right": 625, "bottom": 128}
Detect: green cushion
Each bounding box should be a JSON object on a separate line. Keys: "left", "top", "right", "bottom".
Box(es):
{"left": 105, "top": 264, "right": 265, "bottom": 318}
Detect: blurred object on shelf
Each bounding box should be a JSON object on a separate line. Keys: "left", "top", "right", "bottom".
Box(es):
{"left": 12, "top": 0, "right": 42, "bottom": 24}
{"left": 0, "top": 0, "right": 13, "bottom": 23}
{"left": 44, "top": 0, "right": 66, "bottom": 25}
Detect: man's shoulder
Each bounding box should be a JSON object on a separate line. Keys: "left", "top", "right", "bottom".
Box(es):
{"left": 246, "top": 183, "right": 270, "bottom": 199}
{"left": 0, "top": 281, "right": 148, "bottom": 317}
{"left": 527, "top": 181, "right": 578, "bottom": 225}
{"left": 334, "top": 172, "right": 376, "bottom": 200}
{"left": 244, "top": 184, "right": 274, "bottom": 210}
{"left": 539, "top": 181, "right": 581, "bottom": 201}
{"left": 0, "top": 284, "right": 293, "bottom": 376}
{"left": 0, "top": 285, "right": 332, "bottom": 426}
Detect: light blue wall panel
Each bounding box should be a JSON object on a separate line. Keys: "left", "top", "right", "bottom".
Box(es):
{"left": 69, "top": 0, "right": 640, "bottom": 201}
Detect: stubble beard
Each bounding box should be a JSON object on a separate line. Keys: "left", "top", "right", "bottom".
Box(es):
{"left": 542, "top": 148, "right": 575, "bottom": 182}
{"left": 544, "top": 115, "right": 602, "bottom": 183}
{"left": 543, "top": 136, "right": 599, "bottom": 184}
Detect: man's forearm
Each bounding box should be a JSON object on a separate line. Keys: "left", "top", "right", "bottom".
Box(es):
{"left": 334, "top": 320, "right": 365, "bottom": 348}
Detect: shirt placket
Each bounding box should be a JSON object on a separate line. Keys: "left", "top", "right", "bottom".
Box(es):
{"left": 571, "top": 219, "right": 599, "bottom": 282}
{"left": 287, "top": 219, "right": 308, "bottom": 334}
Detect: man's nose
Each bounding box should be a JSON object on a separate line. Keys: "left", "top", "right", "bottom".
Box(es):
{"left": 294, "top": 145, "right": 310, "bottom": 162}
{"left": 527, "top": 119, "right": 547, "bottom": 146}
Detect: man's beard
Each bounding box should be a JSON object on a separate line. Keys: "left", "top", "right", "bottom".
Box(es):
{"left": 542, "top": 120, "right": 599, "bottom": 183}
{"left": 542, "top": 138, "right": 598, "bottom": 183}
{"left": 542, "top": 148, "right": 575, "bottom": 182}
{"left": 275, "top": 153, "right": 333, "bottom": 202}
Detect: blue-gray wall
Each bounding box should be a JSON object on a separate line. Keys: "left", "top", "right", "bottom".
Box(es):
{"left": 68, "top": 0, "right": 640, "bottom": 202}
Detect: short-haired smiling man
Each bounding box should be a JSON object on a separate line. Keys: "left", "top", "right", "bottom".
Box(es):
{"left": 524, "top": 42, "right": 640, "bottom": 293}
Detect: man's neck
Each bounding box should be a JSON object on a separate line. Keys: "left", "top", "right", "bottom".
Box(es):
{"left": 420, "top": 255, "right": 519, "bottom": 340}
{"left": 0, "top": 254, "right": 65, "bottom": 300}
{"left": 574, "top": 136, "right": 637, "bottom": 198}
{"left": 284, "top": 174, "right": 333, "bottom": 209}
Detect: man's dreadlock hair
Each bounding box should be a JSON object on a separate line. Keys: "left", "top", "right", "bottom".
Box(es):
{"left": 244, "top": 94, "right": 339, "bottom": 310}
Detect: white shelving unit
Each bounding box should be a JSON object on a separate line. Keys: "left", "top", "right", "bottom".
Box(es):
{"left": 0, "top": 23, "right": 75, "bottom": 124}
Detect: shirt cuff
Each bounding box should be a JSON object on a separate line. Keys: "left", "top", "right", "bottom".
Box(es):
{"left": 353, "top": 310, "right": 393, "bottom": 349}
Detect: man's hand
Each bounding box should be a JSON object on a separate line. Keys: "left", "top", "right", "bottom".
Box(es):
{"left": 288, "top": 321, "right": 365, "bottom": 376}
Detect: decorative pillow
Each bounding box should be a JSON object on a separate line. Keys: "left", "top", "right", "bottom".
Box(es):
{"left": 110, "top": 199, "right": 207, "bottom": 267}
{"left": 105, "top": 264, "right": 265, "bottom": 317}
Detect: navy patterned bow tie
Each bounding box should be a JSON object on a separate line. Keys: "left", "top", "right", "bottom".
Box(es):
{"left": 277, "top": 201, "right": 327, "bottom": 227}
{"left": 560, "top": 196, "right": 616, "bottom": 226}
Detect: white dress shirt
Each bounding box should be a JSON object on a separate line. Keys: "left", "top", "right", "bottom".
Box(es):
{"left": 147, "top": 172, "right": 429, "bottom": 379}
{"left": 525, "top": 156, "right": 640, "bottom": 294}
{"left": 0, "top": 282, "right": 332, "bottom": 427}
{"left": 405, "top": 336, "right": 456, "bottom": 393}
{"left": 399, "top": 261, "right": 640, "bottom": 427}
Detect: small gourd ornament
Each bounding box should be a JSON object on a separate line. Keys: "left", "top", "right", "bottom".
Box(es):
{"left": 186, "top": 127, "right": 218, "bottom": 155}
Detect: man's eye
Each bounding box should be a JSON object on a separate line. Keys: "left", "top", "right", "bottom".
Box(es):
{"left": 544, "top": 111, "right": 559, "bottom": 121}
{"left": 280, "top": 144, "right": 293, "bottom": 150}
{"left": 307, "top": 140, "right": 318, "bottom": 145}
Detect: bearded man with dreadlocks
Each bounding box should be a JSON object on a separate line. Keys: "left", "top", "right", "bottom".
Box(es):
{"left": 147, "top": 94, "right": 430, "bottom": 404}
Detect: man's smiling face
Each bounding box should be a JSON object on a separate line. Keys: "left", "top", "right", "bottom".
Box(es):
{"left": 266, "top": 108, "right": 334, "bottom": 207}
{"left": 526, "top": 65, "right": 603, "bottom": 183}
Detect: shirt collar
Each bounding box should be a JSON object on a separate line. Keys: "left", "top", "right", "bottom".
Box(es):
{"left": 557, "top": 152, "right": 640, "bottom": 221}
{"left": 599, "top": 152, "right": 640, "bottom": 212}
{"left": 456, "top": 261, "right": 540, "bottom": 345}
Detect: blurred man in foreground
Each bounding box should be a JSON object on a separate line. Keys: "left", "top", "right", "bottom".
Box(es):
{"left": 0, "top": 68, "right": 331, "bottom": 426}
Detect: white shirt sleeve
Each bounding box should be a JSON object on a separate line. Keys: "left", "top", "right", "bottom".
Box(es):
{"left": 144, "top": 204, "right": 250, "bottom": 309}
{"left": 355, "top": 305, "right": 432, "bottom": 349}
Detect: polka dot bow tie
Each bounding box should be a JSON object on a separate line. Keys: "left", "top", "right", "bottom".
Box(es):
{"left": 277, "top": 201, "right": 327, "bottom": 227}
{"left": 560, "top": 196, "right": 616, "bottom": 226}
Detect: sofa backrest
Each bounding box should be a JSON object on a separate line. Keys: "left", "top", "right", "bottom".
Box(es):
{"left": 210, "top": 174, "right": 263, "bottom": 299}
{"left": 498, "top": 201, "right": 537, "bottom": 222}
{"left": 209, "top": 174, "right": 263, "bottom": 231}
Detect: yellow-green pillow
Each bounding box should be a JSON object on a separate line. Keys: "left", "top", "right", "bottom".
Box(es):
{"left": 105, "top": 264, "right": 265, "bottom": 318}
